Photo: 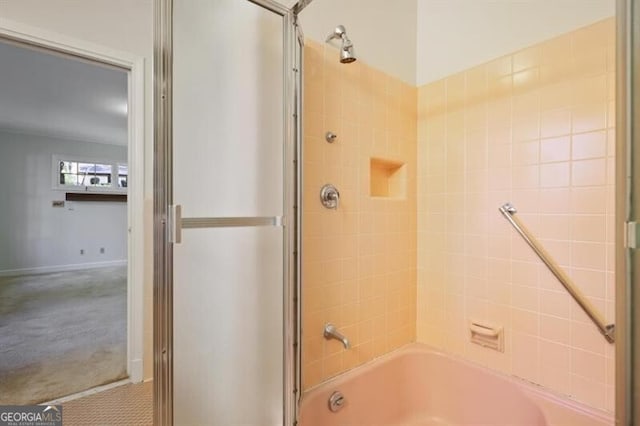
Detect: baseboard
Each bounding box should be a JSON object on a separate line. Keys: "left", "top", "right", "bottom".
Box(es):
{"left": 128, "top": 358, "right": 144, "bottom": 383}
{"left": 0, "top": 260, "right": 127, "bottom": 277}
{"left": 43, "top": 378, "right": 131, "bottom": 405}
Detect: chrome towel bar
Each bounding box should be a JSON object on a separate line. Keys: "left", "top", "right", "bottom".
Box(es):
{"left": 499, "top": 203, "right": 615, "bottom": 344}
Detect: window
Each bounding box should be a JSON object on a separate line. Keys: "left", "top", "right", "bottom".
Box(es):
{"left": 117, "top": 164, "right": 128, "bottom": 188}
{"left": 53, "top": 156, "right": 127, "bottom": 193}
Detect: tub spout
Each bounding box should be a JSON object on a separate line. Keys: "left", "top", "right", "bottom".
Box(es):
{"left": 324, "top": 323, "right": 350, "bottom": 349}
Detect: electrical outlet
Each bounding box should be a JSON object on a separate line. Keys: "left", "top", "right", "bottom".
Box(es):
{"left": 100, "top": 247, "right": 105, "bottom": 254}
{"left": 80, "top": 249, "right": 84, "bottom": 255}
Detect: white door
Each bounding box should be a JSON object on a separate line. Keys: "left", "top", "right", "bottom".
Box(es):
{"left": 169, "top": 0, "right": 297, "bottom": 424}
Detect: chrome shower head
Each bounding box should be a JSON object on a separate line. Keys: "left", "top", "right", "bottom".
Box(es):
{"left": 326, "top": 25, "right": 356, "bottom": 64}
{"left": 340, "top": 40, "right": 356, "bottom": 64}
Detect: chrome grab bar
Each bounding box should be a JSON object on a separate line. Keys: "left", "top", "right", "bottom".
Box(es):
{"left": 499, "top": 203, "right": 615, "bottom": 344}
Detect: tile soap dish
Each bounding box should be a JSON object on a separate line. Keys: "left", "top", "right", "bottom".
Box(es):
{"left": 470, "top": 320, "right": 504, "bottom": 352}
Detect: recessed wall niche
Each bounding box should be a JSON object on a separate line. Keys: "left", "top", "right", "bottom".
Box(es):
{"left": 369, "top": 157, "right": 407, "bottom": 198}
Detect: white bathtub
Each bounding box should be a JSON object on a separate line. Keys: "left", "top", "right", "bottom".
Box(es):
{"left": 300, "top": 343, "right": 613, "bottom": 426}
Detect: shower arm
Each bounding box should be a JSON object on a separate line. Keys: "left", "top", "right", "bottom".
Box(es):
{"left": 325, "top": 25, "right": 348, "bottom": 43}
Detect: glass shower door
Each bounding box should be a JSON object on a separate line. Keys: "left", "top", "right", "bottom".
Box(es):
{"left": 165, "top": 0, "right": 297, "bottom": 424}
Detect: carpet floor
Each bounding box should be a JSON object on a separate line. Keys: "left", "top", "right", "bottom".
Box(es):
{"left": 0, "top": 265, "right": 127, "bottom": 404}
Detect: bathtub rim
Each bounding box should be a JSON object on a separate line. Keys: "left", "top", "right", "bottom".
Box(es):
{"left": 301, "top": 342, "right": 613, "bottom": 425}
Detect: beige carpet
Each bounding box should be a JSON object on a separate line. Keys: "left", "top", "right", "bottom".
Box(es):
{"left": 63, "top": 381, "right": 153, "bottom": 426}
{"left": 0, "top": 265, "right": 127, "bottom": 404}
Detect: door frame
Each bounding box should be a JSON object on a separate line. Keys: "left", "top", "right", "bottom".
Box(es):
{"left": 0, "top": 18, "right": 146, "bottom": 383}
{"left": 153, "top": 0, "right": 301, "bottom": 424}
{"left": 616, "top": 1, "right": 639, "bottom": 424}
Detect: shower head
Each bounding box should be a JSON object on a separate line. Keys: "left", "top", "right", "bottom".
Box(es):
{"left": 340, "top": 41, "right": 356, "bottom": 64}
{"left": 326, "top": 25, "right": 356, "bottom": 64}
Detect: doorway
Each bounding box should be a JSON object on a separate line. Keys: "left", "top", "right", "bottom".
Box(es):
{"left": 0, "top": 34, "right": 143, "bottom": 404}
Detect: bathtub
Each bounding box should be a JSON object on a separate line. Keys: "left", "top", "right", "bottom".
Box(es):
{"left": 299, "top": 344, "right": 613, "bottom": 426}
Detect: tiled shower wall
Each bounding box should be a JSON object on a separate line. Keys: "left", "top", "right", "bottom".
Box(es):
{"left": 417, "top": 18, "right": 615, "bottom": 411}
{"left": 302, "top": 40, "right": 417, "bottom": 389}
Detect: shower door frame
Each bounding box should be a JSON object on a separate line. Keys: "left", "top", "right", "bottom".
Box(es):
{"left": 616, "top": 0, "right": 639, "bottom": 425}
{"left": 153, "top": 0, "right": 302, "bottom": 424}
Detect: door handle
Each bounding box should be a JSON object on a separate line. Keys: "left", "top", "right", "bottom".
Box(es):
{"left": 169, "top": 205, "right": 283, "bottom": 243}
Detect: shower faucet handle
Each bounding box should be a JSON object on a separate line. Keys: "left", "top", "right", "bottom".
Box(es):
{"left": 320, "top": 184, "right": 340, "bottom": 210}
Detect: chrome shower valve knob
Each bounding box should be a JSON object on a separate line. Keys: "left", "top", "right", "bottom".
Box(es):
{"left": 320, "top": 184, "right": 340, "bottom": 209}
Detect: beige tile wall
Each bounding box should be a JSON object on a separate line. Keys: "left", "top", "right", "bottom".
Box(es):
{"left": 302, "top": 39, "right": 417, "bottom": 389}
{"left": 417, "top": 18, "right": 616, "bottom": 411}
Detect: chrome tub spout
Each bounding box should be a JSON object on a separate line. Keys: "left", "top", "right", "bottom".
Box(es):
{"left": 323, "top": 323, "right": 350, "bottom": 349}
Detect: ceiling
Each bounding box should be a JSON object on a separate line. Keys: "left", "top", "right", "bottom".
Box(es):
{"left": 0, "top": 40, "right": 128, "bottom": 145}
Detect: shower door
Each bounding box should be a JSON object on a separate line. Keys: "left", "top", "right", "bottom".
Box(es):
{"left": 154, "top": 0, "right": 299, "bottom": 424}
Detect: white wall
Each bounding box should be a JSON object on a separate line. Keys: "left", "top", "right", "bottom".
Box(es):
{"left": 298, "top": 0, "right": 614, "bottom": 86}
{"left": 416, "top": 0, "right": 615, "bottom": 85}
{"left": 0, "top": 130, "right": 127, "bottom": 273}
{"left": 298, "top": 0, "right": 418, "bottom": 85}
{"left": 0, "top": 0, "right": 154, "bottom": 379}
